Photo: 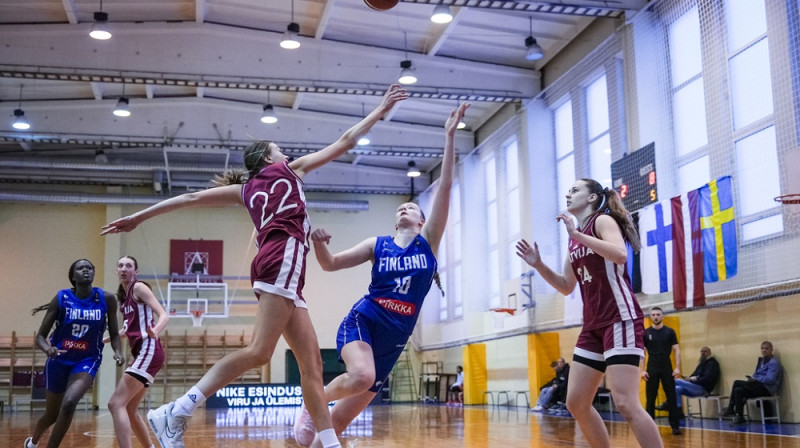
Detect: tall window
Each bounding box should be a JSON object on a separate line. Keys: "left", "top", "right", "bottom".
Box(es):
{"left": 586, "top": 74, "right": 612, "bottom": 186}
{"left": 669, "top": 6, "right": 709, "bottom": 191}
{"left": 554, "top": 100, "right": 575, "bottom": 259}
{"left": 504, "top": 140, "right": 523, "bottom": 279}
{"left": 725, "top": 0, "right": 782, "bottom": 240}
{"left": 484, "top": 156, "right": 500, "bottom": 309}
{"left": 438, "top": 183, "right": 463, "bottom": 320}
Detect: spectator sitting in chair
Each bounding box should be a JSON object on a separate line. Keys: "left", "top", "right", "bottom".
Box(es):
{"left": 532, "top": 358, "right": 570, "bottom": 412}
{"left": 657, "top": 346, "right": 720, "bottom": 417}
{"left": 449, "top": 366, "right": 464, "bottom": 403}
{"left": 721, "top": 341, "right": 782, "bottom": 425}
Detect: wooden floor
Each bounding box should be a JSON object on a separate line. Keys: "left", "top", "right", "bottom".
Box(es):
{"left": 3, "top": 404, "right": 800, "bottom": 447}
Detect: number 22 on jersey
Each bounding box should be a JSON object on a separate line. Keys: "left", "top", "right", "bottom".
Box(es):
{"left": 249, "top": 178, "right": 298, "bottom": 229}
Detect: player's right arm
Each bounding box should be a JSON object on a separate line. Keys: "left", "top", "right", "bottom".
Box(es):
{"left": 311, "top": 229, "right": 376, "bottom": 272}
{"left": 101, "top": 184, "right": 243, "bottom": 235}
{"left": 35, "top": 295, "right": 65, "bottom": 358}
{"left": 516, "top": 240, "right": 577, "bottom": 296}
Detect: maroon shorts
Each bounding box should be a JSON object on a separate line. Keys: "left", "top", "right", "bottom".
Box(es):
{"left": 126, "top": 338, "right": 164, "bottom": 385}
{"left": 574, "top": 318, "right": 644, "bottom": 362}
{"left": 251, "top": 234, "right": 308, "bottom": 308}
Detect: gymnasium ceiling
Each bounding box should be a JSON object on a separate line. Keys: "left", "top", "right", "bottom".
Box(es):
{"left": 0, "top": 0, "right": 647, "bottom": 200}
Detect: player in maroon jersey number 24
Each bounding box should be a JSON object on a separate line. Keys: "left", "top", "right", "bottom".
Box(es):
{"left": 516, "top": 179, "right": 665, "bottom": 448}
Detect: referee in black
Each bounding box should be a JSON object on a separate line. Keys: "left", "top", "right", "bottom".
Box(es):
{"left": 641, "top": 306, "right": 683, "bottom": 435}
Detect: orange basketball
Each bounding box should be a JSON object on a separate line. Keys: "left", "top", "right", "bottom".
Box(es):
{"left": 364, "top": 0, "right": 399, "bottom": 11}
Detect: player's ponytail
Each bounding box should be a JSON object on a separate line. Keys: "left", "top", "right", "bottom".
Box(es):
{"left": 433, "top": 272, "right": 445, "bottom": 297}
{"left": 212, "top": 168, "right": 248, "bottom": 186}
{"left": 581, "top": 178, "right": 641, "bottom": 252}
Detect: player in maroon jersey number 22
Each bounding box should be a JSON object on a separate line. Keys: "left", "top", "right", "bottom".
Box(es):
{"left": 101, "top": 84, "right": 408, "bottom": 448}
{"left": 516, "top": 179, "right": 665, "bottom": 448}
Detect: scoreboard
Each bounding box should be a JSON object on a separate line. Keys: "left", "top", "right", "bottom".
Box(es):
{"left": 611, "top": 142, "right": 657, "bottom": 213}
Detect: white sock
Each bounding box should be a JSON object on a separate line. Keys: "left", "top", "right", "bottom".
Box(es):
{"left": 26, "top": 440, "right": 38, "bottom": 448}
{"left": 318, "top": 428, "right": 341, "bottom": 448}
{"left": 173, "top": 386, "right": 206, "bottom": 417}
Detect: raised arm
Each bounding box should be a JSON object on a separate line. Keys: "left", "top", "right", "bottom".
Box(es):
{"left": 515, "top": 239, "right": 578, "bottom": 296}
{"left": 101, "top": 184, "right": 243, "bottom": 235}
{"left": 289, "top": 85, "right": 408, "bottom": 177}
{"left": 134, "top": 282, "right": 170, "bottom": 339}
{"left": 421, "top": 103, "right": 469, "bottom": 254}
{"left": 567, "top": 214, "right": 629, "bottom": 265}
{"left": 311, "top": 228, "right": 376, "bottom": 272}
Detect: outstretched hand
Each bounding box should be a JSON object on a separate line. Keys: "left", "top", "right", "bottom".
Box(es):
{"left": 515, "top": 239, "right": 542, "bottom": 268}
{"left": 445, "top": 103, "right": 470, "bottom": 135}
{"left": 101, "top": 215, "right": 141, "bottom": 235}
{"left": 310, "top": 228, "right": 332, "bottom": 245}
{"left": 377, "top": 84, "right": 409, "bottom": 112}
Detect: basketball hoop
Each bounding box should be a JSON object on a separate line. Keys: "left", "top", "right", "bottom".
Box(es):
{"left": 190, "top": 309, "right": 205, "bottom": 327}
{"left": 775, "top": 194, "right": 800, "bottom": 205}
{"left": 490, "top": 308, "right": 516, "bottom": 316}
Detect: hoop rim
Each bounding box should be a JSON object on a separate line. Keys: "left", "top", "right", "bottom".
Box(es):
{"left": 490, "top": 307, "right": 516, "bottom": 316}
{"left": 775, "top": 194, "right": 800, "bottom": 204}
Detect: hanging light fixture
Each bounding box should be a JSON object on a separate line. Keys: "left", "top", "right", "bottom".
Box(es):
{"left": 95, "top": 150, "right": 109, "bottom": 164}
{"left": 280, "top": 0, "right": 301, "bottom": 49}
{"left": 261, "top": 105, "right": 278, "bottom": 124}
{"left": 431, "top": 3, "right": 453, "bottom": 24}
{"left": 113, "top": 97, "right": 131, "bottom": 117}
{"left": 398, "top": 32, "right": 417, "bottom": 85}
{"left": 113, "top": 84, "right": 131, "bottom": 117}
{"left": 524, "top": 17, "right": 543, "bottom": 61}
{"left": 407, "top": 161, "right": 421, "bottom": 177}
{"left": 261, "top": 91, "right": 278, "bottom": 124}
{"left": 11, "top": 85, "right": 31, "bottom": 131}
{"left": 89, "top": 1, "right": 111, "bottom": 40}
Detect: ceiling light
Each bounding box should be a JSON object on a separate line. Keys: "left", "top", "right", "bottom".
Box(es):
{"left": 524, "top": 17, "right": 543, "bottom": 61}
{"left": 357, "top": 135, "right": 371, "bottom": 146}
{"left": 525, "top": 36, "right": 544, "bottom": 61}
{"left": 90, "top": 11, "right": 112, "bottom": 40}
{"left": 407, "top": 161, "right": 421, "bottom": 178}
{"left": 113, "top": 97, "right": 131, "bottom": 117}
{"left": 280, "top": 22, "right": 301, "bottom": 49}
{"left": 261, "top": 104, "right": 278, "bottom": 124}
{"left": 95, "top": 150, "right": 109, "bottom": 164}
{"left": 12, "top": 109, "right": 30, "bottom": 131}
{"left": 431, "top": 4, "right": 453, "bottom": 24}
{"left": 398, "top": 60, "right": 417, "bottom": 85}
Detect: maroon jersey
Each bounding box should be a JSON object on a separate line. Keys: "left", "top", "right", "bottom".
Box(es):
{"left": 241, "top": 161, "right": 310, "bottom": 249}
{"left": 568, "top": 214, "right": 642, "bottom": 330}
{"left": 121, "top": 280, "right": 164, "bottom": 380}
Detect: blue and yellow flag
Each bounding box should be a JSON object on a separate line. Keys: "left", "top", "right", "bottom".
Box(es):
{"left": 698, "top": 176, "right": 737, "bottom": 282}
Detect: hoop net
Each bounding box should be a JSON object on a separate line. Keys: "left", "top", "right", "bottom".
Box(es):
{"left": 190, "top": 310, "right": 205, "bottom": 327}
{"left": 775, "top": 194, "right": 800, "bottom": 205}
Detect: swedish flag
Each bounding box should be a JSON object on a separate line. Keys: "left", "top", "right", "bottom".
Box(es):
{"left": 699, "top": 176, "right": 737, "bottom": 282}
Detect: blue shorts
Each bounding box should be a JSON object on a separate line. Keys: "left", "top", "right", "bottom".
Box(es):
{"left": 45, "top": 356, "right": 102, "bottom": 393}
{"left": 336, "top": 310, "right": 409, "bottom": 392}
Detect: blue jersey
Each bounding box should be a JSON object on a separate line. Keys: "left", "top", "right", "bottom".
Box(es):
{"left": 352, "top": 235, "right": 437, "bottom": 335}
{"left": 49, "top": 288, "right": 107, "bottom": 361}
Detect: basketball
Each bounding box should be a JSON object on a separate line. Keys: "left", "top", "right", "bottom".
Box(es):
{"left": 364, "top": 0, "right": 399, "bottom": 11}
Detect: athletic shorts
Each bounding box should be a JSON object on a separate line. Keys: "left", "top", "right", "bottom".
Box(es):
{"left": 574, "top": 318, "right": 644, "bottom": 364}
{"left": 251, "top": 233, "right": 308, "bottom": 309}
{"left": 336, "top": 310, "right": 409, "bottom": 393}
{"left": 125, "top": 338, "right": 164, "bottom": 386}
{"left": 45, "top": 356, "right": 101, "bottom": 393}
